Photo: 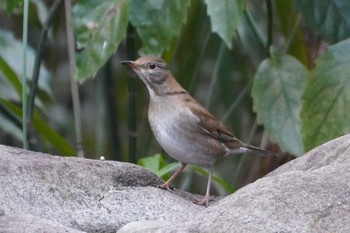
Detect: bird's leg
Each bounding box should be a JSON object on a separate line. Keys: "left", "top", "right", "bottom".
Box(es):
{"left": 193, "top": 167, "right": 213, "bottom": 207}
{"left": 159, "top": 163, "right": 187, "bottom": 190}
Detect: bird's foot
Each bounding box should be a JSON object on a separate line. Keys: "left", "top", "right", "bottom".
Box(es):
{"left": 192, "top": 195, "right": 215, "bottom": 207}
{"left": 157, "top": 182, "right": 174, "bottom": 191}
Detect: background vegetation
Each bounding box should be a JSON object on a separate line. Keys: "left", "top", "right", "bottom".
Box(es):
{"left": 0, "top": 0, "right": 349, "bottom": 195}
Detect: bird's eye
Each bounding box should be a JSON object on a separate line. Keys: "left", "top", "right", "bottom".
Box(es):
{"left": 149, "top": 63, "right": 156, "bottom": 70}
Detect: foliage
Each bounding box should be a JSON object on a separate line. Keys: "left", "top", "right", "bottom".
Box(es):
{"left": 204, "top": 0, "right": 244, "bottom": 49}
{"left": 137, "top": 153, "right": 180, "bottom": 179}
{"left": 72, "top": 0, "right": 130, "bottom": 81}
{"left": 295, "top": 0, "right": 350, "bottom": 43}
{"left": 252, "top": 54, "right": 307, "bottom": 156}
{"left": 129, "top": 0, "right": 191, "bottom": 55}
{"left": 301, "top": 40, "right": 350, "bottom": 151}
{"left": 1, "top": 0, "right": 350, "bottom": 194}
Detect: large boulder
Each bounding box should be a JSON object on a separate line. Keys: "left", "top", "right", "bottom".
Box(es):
{"left": 0, "top": 212, "right": 84, "bottom": 233}
{"left": 1, "top": 134, "right": 350, "bottom": 233}
{"left": 0, "top": 146, "right": 202, "bottom": 233}
{"left": 145, "top": 134, "right": 350, "bottom": 233}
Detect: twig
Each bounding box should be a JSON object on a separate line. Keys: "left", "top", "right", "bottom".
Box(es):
{"left": 21, "top": 0, "right": 29, "bottom": 148}
{"left": 265, "top": 0, "right": 273, "bottom": 57}
{"left": 65, "top": 0, "right": 84, "bottom": 157}
{"left": 27, "top": 0, "right": 63, "bottom": 124}
{"left": 126, "top": 24, "right": 137, "bottom": 163}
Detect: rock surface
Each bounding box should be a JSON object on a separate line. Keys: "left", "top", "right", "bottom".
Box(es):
{"left": 0, "top": 146, "right": 202, "bottom": 233}
{"left": 0, "top": 212, "right": 84, "bottom": 233}
{"left": 1, "top": 134, "right": 350, "bottom": 233}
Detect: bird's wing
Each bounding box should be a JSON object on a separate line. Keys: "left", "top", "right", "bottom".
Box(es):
{"left": 185, "top": 97, "right": 276, "bottom": 156}
{"left": 187, "top": 100, "right": 243, "bottom": 149}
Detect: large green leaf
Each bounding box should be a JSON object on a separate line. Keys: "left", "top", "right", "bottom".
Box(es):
{"left": 0, "top": 29, "right": 51, "bottom": 100}
{"left": 252, "top": 54, "right": 307, "bottom": 156}
{"left": 204, "top": 0, "right": 244, "bottom": 49}
{"left": 72, "top": 0, "right": 130, "bottom": 81}
{"left": 129, "top": 0, "right": 191, "bottom": 55}
{"left": 301, "top": 40, "right": 350, "bottom": 151}
{"left": 294, "top": 0, "right": 350, "bottom": 43}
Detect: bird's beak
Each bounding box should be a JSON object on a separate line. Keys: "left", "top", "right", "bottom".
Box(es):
{"left": 120, "top": 60, "right": 138, "bottom": 69}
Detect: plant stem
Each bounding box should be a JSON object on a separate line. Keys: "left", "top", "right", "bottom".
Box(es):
{"left": 27, "top": 0, "right": 63, "bottom": 124}
{"left": 103, "top": 59, "right": 121, "bottom": 161}
{"left": 205, "top": 43, "right": 225, "bottom": 109}
{"left": 0, "top": 102, "right": 22, "bottom": 129}
{"left": 221, "top": 84, "right": 250, "bottom": 123}
{"left": 283, "top": 14, "right": 302, "bottom": 53}
{"left": 265, "top": 0, "right": 273, "bottom": 57}
{"left": 21, "top": 0, "right": 29, "bottom": 149}
{"left": 188, "top": 24, "right": 211, "bottom": 94}
{"left": 65, "top": 0, "right": 84, "bottom": 157}
{"left": 126, "top": 24, "right": 137, "bottom": 163}
{"left": 243, "top": 9, "right": 266, "bottom": 50}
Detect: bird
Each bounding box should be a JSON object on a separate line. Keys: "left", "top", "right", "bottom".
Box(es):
{"left": 121, "top": 55, "right": 277, "bottom": 206}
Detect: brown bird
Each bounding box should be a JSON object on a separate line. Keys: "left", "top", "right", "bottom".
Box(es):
{"left": 121, "top": 55, "right": 276, "bottom": 206}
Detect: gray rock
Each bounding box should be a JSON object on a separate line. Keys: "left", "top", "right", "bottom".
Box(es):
{"left": 1, "top": 134, "right": 350, "bottom": 233}
{"left": 0, "top": 145, "right": 202, "bottom": 232}
{"left": 119, "top": 134, "right": 350, "bottom": 233}
{"left": 0, "top": 213, "right": 85, "bottom": 233}
{"left": 117, "top": 220, "right": 171, "bottom": 233}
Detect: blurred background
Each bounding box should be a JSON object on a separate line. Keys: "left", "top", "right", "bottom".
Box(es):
{"left": 0, "top": 0, "right": 349, "bottom": 196}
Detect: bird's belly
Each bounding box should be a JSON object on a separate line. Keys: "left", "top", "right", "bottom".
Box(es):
{"left": 150, "top": 117, "right": 222, "bottom": 167}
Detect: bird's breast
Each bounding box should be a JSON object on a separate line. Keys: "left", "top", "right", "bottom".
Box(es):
{"left": 148, "top": 99, "right": 224, "bottom": 166}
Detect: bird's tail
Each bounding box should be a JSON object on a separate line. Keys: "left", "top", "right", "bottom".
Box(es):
{"left": 245, "top": 144, "right": 277, "bottom": 156}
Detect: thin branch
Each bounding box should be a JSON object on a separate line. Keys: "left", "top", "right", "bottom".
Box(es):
{"left": 65, "top": 0, "right": 84, "bottom": 157}
{"left": 221, "top": 84, "right": 250, "bottom": 123}
{"left": 205, "top": 43, "right": 225, "bottom": 109}
{"left": 103, "top": 59, "right": 121, "bottom": 161}
{"left": 243, "top": 9, "right": 266, "bottom": 50}
{"left": 27, "top": 0, "right": 63, "bottom": 124}
{"left": 188, "top": 23, "right": 211, "bottom": 94}
{"left": 22, "top": 0, "right": 29, "bottom": 149}
{"left": 282, "top": 14, "right": 302, "bottom": 53}
{"left": 265, "top": 0, "right": 273, "bottom": 57}
{"left": 126, "top": 24, "right": 137, "bottom": 163}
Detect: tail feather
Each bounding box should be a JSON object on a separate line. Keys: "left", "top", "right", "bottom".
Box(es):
{"left": 245, "top": 144, "right": 277, "bottom": 156}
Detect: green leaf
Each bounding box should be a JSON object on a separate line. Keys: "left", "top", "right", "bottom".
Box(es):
{"left": 294, "top": 0, "right": 350, "bottom": 43}
{"left": 129, "top": 0, "right": 191, "bottom": 55}
{"left": 32, "top": 113, "right": 76, "bottom": 156}
{"left": 137, "top": 153, "right": 162, "bottom": 174}
{"left": 0, "top": 97, "right": 22, "bottom": 140}
{"left": 0, "top": 98, "right": 76, "bottom": 156}
{"left": 204, "top": 0, "right": 244, "bottom": 49}
{"left": 6, "top": 0, "right": 22, "bottom": 14}
{"left": 252, "top": 54, "right": 307, "bottom": 156}
{"left": 0, "top": 55, "right": 22, "bottom": 97}
{"left": 137, "top": 153, "right": 181, "bottom": 178}
{"left": 158, "top": 162, "right": 181, "bottom": 177}
{"left": 72, "top": 0, "right": 130, "bottom": 81}
{"left": 301, "top": 40, "right": 350, "bottom": 151}
{"left": 0, "top": 29, "right": 52, "bottom": 100}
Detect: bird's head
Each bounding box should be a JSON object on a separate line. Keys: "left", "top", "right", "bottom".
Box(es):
{"left": 121, "top": 55, "right": 185, "bottom": 97}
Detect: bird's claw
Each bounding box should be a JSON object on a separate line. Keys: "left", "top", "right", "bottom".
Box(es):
{"left": 158, "top": 182, "right": 174, "bottom": 191}
{"left": 192, "top": 196, "right": 214, "bottom": 207}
